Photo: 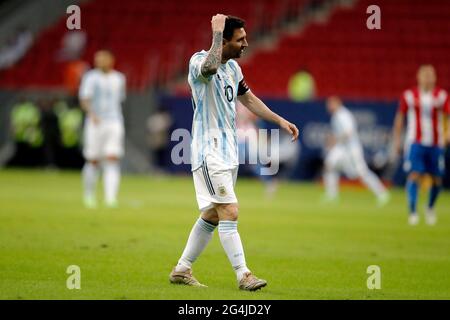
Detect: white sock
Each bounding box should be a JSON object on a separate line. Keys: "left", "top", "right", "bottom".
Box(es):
{"left": 103, "top": 161, "right": 121, "bottom": 204}
{"left": 218, "top": 220, "right": 250, "bottom": 281}
{"left": 360, "top": 170, "right": 386, "bottom": 197}
{"left": 175, "top": 218, "right": 216, "bottom": 272}
{"left": 82, "top": 162, "right": 99, "bottom": 199}
{"left": 324, "top": 169, "right": 339, "bottom": 198}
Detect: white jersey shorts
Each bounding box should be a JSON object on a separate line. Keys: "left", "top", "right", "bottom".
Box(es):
{"left": 192, "top": 154, "right": 238, "bottom": 212}
{"left": 325, "top": 144, "right": 368, "bottom": 179}
{"left": 83, "top": 119, "right": 124, "bottom": 160}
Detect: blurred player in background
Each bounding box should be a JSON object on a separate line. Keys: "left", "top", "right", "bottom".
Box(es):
{"left": 169, "top": 14, "right": 299, "bottom": 291}
{"left": 393, "top": 65, "right": 450, "bottom": 225}
{"left": 79, "top": 50, "right": 126, "bottom": 208}
{"left": 323, "top": 96, "right": 390, "bottom": 205}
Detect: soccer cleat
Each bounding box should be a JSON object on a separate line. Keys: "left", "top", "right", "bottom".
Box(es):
{"left": 408, "top": 213, "right": 419, "bottom": 226}
{"left": 425, "top": 208, "right": 437, "bottom": 226}
{"left": 377, "top": 192, "right": 391, "bottom": 207}
{"left": 169, "top": 267, "right": 207, "bottom": 287}
{"left": 265, "top": 180, "right": 278, "bottom": 199}
{"left": 83, "top": 195, "right": 97, "bottom": 209}
{"left": 105, "top": 199, "right": 118, "bottom": 209}
{"left": 238, "top": 272, "right": 267, "bottom": 291}
{"left": 320, "top": 194, "right": 339, "bottom": 204}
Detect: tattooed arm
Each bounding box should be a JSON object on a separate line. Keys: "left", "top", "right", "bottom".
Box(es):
{"left": 201, "top": 14, "right": 227, "bottom": 77}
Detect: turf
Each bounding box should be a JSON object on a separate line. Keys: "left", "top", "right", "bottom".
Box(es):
{"left": 0, "top": 169, "right": 449, "bottom": 300}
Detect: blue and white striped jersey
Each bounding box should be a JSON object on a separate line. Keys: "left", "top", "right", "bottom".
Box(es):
{"left": 79, "top": 69, "right": 126, "bottom": 122}
{"left": 188, "top": 50, "right": 249, "bottom": 171}
{"left": 331, "top": 106, "right": 361, "bottom": 149}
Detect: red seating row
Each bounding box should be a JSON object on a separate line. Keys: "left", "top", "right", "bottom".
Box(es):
{"left": 0, "top": 0, "right": 306, "bottom": 91}
{"left": 241, "top": 0, "right": 450, "bottom": 99}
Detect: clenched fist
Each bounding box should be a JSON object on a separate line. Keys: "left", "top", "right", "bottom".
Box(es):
{"left": 211, "top": 14, "right": 227, "bottom": 33}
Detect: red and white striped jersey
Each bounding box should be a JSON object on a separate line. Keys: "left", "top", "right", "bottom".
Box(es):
{"left": 399, "top": 87, "right": 449, "bottom": 147}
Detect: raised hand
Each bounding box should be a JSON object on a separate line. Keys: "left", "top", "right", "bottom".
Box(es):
{"left": 211, "top": 14, "right": 227, "bottom": 33}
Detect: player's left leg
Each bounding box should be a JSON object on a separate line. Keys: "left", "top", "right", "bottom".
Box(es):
{"left": 424, "top": 146, "right": 445, "bottom": 225}
{"left": 102, "top": 122, "right": 124, "bottom": 207}
{"left": 425, "top": 176, "right": 441, "bottom": 225}
{"left": 352, "top": 153, "right": 390, "bottom": 206}
{"left": 203, "top": 156, "right": 266, "bottom": 290}
{"left": 215, "top": 203, "right": 267, "bottom": 291}
{"left": 103, "top": 155, "right": 121, "bottom": 208}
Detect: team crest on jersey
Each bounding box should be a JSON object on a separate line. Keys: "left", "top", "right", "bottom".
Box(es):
{"left": 218, "top": 186, "right": 227, "bottom": 197}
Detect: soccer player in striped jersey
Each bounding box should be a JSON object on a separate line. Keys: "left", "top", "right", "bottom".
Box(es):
{"left": 79, "top": 50, "right": 126, "bottom": 209}
{"left": 169, "top": 14, "right": 299, "bottom": 291}
{"left": 393, "top": 65, "right": 450, "bottom": 225}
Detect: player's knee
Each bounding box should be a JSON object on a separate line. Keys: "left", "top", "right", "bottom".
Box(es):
{"left": 324, "top": 161, "right": 334, "bottom": 172}
{"left": 432, "top": 176, "right": 442, "bottom": 186}
{"left": 356, "top": 167, "right": 369, "bottom": 179}
{"left": 408, "top": 172, "right": 421, "bottom": 182}
{"left": 216, "top": 203, "right": 239, "bottom": 221}
{"left": 88, "top": 159, "right": 99, "bottom": 166}
{"left": 106, "top": 155, "right": 119, "bottom": 162}
{"left": 201, "top": 208, "right": 219, "bottom": 225}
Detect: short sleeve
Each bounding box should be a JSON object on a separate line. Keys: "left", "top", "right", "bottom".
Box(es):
{"left": 79, "top": 72, "right": 94, "bottom": 100}
{"left": 399, "top": 93, "right": 408, "bottom": 114}
{"left": 189, "top": 53, "right": 212, "bottom": 83}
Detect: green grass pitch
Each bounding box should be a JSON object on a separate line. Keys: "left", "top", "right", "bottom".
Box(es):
{"left": 0, "top": 169, "right": 449, "bottom": 300}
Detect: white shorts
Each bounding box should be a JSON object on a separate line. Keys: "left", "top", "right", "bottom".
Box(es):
{"left": 192, "top": 154, "right": 239, "bottom": 212}
{"left": 325, "top": 145, "right": 368, "bottom": 179}
{"left": 83, "top": 119, "right": 124, "bottom": 160}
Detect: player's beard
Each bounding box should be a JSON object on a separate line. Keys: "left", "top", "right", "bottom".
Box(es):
{"left": 236, "top": 47, "right": 245, "bottom": 58}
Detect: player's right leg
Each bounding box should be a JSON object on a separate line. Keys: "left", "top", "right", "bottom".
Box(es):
{"left": 322, "top": 147, "right": 342, "bottom": 202}
{"left": 406, "top": 172, "right": 421, "bottom": 225}
{"left": 169, "top": 207, "right": 218, "bottom": 287}
{"left": 404, "top": 144, "right": 424, "bottom": 225}
{"left": 169, "top": 165, "right": 222, "bottom": 287}
{"left": 82, "top": 159, "right": 100, "bottom": 208}
{"left": 82, "top": 120, "right": 101, "bottom": 209}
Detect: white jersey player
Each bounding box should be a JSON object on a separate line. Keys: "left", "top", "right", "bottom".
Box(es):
{"left": 169, "top": 14, "right": 299, "bottom": 291}
{"left": 323, "top": 96, "right": 389, "bottom": 205}
{"left": 79, "top": 50, "right": 126, "bottom": 208}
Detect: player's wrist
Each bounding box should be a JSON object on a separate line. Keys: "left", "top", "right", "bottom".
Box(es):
{"left": 276, "top": 116, "right": 286, "bottom": 127}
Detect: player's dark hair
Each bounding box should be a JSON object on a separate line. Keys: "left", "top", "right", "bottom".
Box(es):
{"left": 223, "top": 16, "right": 245, "bottom": 41}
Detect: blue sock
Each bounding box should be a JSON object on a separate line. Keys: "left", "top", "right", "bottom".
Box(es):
{"left": 428, "top": 184, "right": 441, "bottom": 209}
{"left": 406, "top": 180, "right": 418, "bottom": 214}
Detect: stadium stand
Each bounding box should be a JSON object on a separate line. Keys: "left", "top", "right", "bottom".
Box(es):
{"left": 0, "top": 0, "right": 306, "bottom": 92}
{"left": 1, "top": 0, "right": 449, "bottom": 100}
{"left": 243, "top": 0, "right": 450, "bottom": 99}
